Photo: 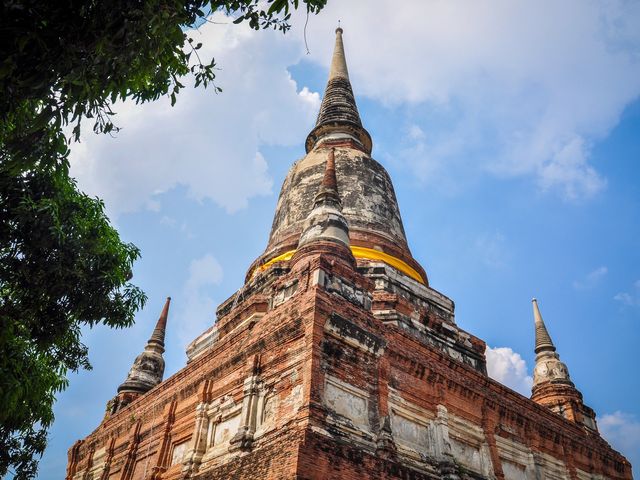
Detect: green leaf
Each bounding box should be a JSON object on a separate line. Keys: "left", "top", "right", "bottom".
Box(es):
{"left": 0, "top": 0, "right": 326, "bottom": 476}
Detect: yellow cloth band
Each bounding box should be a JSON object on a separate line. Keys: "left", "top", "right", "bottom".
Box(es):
{"left": 255, "top": 246, "right": 425, "bottom": 284}
{"left": 350, "top": 246, "right": 425, "bottom": 284}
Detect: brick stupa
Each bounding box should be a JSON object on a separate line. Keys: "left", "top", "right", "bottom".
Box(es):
{"left": 67, "top": 28, "right": 632, "bottom": 480}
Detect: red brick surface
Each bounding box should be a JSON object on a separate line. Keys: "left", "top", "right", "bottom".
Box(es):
{"left": 67, "top": 246, "right": 632, "bottom": 480}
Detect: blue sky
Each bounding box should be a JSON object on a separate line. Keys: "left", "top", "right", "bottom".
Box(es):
{"left": 36, "top": 1, "right": 640, "bottom": 477}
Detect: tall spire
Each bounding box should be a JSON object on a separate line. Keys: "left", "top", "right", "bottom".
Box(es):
{"left": 117, "top": 297, "right": 171, "bottom": 396}
{"left": 305, "top": 27, "right": 372, "bottom": 154}
{"left": 328, "top": 26, "right": 349, "bottom": 80}
{"left": 252, "top": 26, "right": 429, "bottom": 288}
{"left": 531, "top": 298, "right": 571, "bottom": 388}
{"left": 532, "top": 298, "right": 555, "bottom": 353}
{"left": 314, "top": 146, "right": 341, "bottom": 208}
{"left": 148, "top": 296, "right": 170, "bottom": 348}
{"left": 530, "top": 298, "right": 598, "bottom": 430}
{"left": 298, "top": 148, "right": 350, "bottom": 248}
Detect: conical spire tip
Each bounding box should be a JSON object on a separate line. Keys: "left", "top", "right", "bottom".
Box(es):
{"left": 313, "top": 148, "right": 341, "bottom": 208}
{"left": 532, "top": 298, "right": 556, "bottom": 353}
{"left": 148, "top": 296, "right": 171, "bottom": 347}
{"left": 298, "top": 149, "right": 350, "bottom": 249}
{"left": 328, "top": 23, "right": 349, "bottom": 80}
{"left": 304, "top": 25, "right": 372, "bottom": 154}
{"left": 117, "top": 296, "right": 169, "bottom": 396}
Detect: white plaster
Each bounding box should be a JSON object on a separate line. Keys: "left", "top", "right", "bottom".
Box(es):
{"left": 213, "top": 413, "right": 241, "bottom": 446}
{"left": 537, "top": 451, "right": 570, "bottom": 480}
{"left": 495, "top": 436, "right": 536, "bottom": 480}
{"left": 324, "top": 375, "right": 370, "bottom": 431}
{"left": 447, "top": 412, "right": 495, "bottom": 478}
{"left": 260, "top": 393, "right": 277, "bottom": 428}
{"left": 390, "top": 410, "right": 430, "bottom": 456}
{"left": 502, "top": 458, "right": 528, "bottom": 480}
{"left": 171, "top": 441, "right": 189, "bottom": 466}
{"left": 389, "top": 389, "right": 438, "bottom": 460}
{"left": 451, "top": 437, "right": 484, "bottom": 473}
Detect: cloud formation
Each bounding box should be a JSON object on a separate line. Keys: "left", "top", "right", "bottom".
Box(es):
{"left": 70, "top": 12, "right": 319, "bottom": 218}
{"left": 573, "top": 266, "right": 608, "bottom": 290}
{"left": 485, "top": 346, "right": 533, "bottom": 396}
{"left": 301, "top": 0, "right": 640, "bottom": 200}
{"left": 69, "top": 2, "right": 640, "bottom": 215}
{"left": 614, "top": 279, "right": 640, "bottom": 307}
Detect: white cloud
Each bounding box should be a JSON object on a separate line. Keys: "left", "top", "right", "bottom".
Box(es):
{"left": 599, "top": 411, "right": 640, "bottom": 467}
{"left": 614, "top": 279, "right": 640, "bottom": 307}
{"left": 485, "top": 346, "right": 533, "bottom": 396}
{"left": 176, "top": 254, "right": 224, "bottom": 346}
{"left": 68, "top": 3, "right": 640, "bottom": 211}
{"left": 298, "top": 86, "right": 321, "bottom": 106}
{"left": 573, "top": 266, "right": 608, "bottom": 290}
{"left": 70, "top": 12, "right": 320, "bottom": 218}
{"left": 299, "top": 0, "right": 640, "bottom": 200}
{"left": 63, "top": 4, "right": 638, "bottom": 357}
{"left": 537, "top": 136, "right": 607, "bottom": 200}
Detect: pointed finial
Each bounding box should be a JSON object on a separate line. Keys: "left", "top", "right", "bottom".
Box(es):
{"left": 305, "top": 28, "right": 372, "bottom": 153}
{"left": 530, "top": 299, "right": 585, "bottom": 417}
{"left": 116, "top": 297, "right": 170, "bottom": 396}
{"left": 324, "top": 147, "right": 338, "bottom": 188}
{"left": 529, "top": 299, "right": 597, "bottom": 430}
{"left": 148, "top": 296, "right": 171, "bottom": 348}
{"left": 329, "top": 24, "right": 349, "bottom": 80}
{"left": 532, "top": 298, "right": 555, "bottom": 354}
{"left": 298, "top": 149, "right": 350, "bottom": 248}
{"left": 313, "top": 148, "right": 340, "bottom": 208}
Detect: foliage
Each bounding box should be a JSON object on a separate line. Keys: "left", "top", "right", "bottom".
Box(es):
{"left": 1, "top": 0, "right": 326, "bottom": 167}
{"left": 0, "top": 0, "right": 326, "bottom": 477}
{"left": 0, "top": 162, "right": 146, "bottom": 478}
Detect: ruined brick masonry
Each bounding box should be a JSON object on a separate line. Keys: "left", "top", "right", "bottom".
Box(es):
{"left": 67, "top": 28, "right": 633, "bottom": 480}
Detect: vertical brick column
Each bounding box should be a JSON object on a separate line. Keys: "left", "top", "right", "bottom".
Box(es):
{"left": 119, "top": 421, "right": 141, "bottom": 480}
{"left": 230, "top": 355, "right": 262, "bottom": 451}
{"left": 563, "top": 439, "right": 579, "bottom": 480}
{"left": 66, "top": 440, "right": 83, "bottom": 480}
{"left": 101, "top": 437, "right": 116, "bottom": 480}
{"left": 375, "top": 355, "right": 395, "bottom": 455}
{"left": 182, "top": 403, "right": 208, "bottom": 478}
{"left": 482, "top": 402, "right": 504, "bottom": 480}
{"left": 150, "top": 400, "right": 177, "bottom": 479}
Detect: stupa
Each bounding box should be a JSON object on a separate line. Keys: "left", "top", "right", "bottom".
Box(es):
{"left": 66, "top": 28, "right": 632, "bottom": 480}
